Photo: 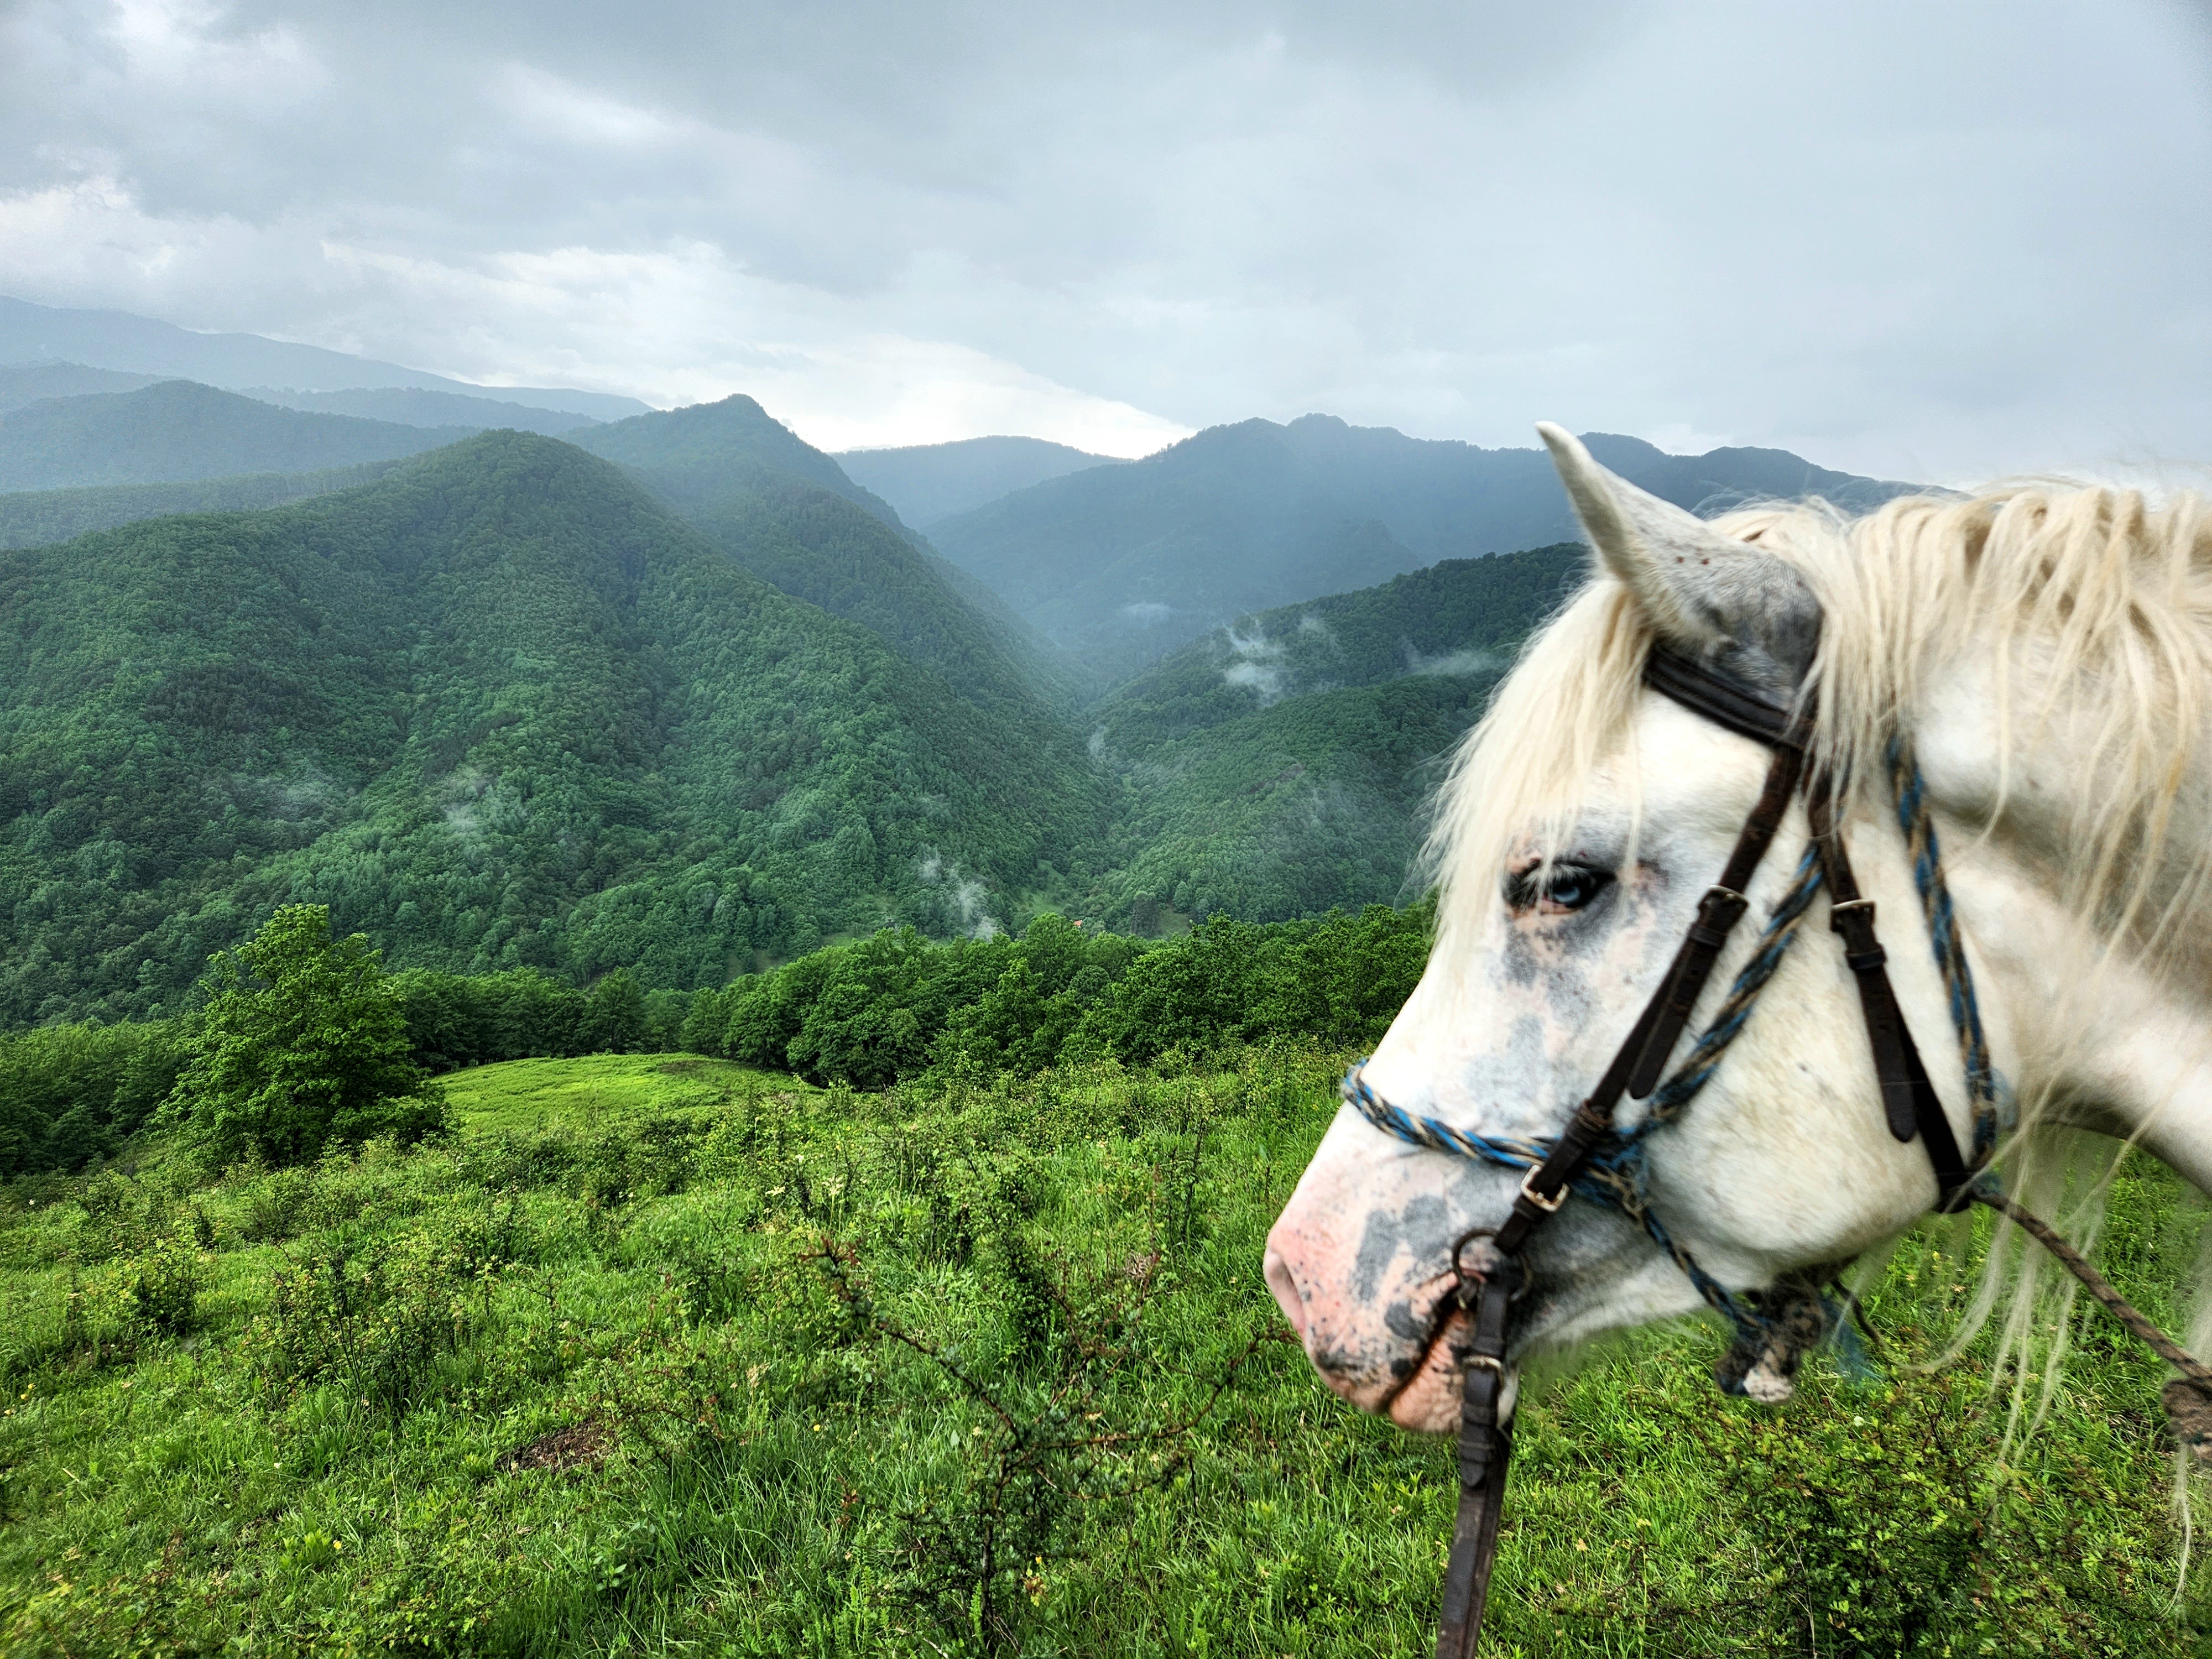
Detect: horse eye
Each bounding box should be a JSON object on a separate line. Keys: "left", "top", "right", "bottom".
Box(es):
{"left": 1506, "top": 863, "right": 1614, "bottom": 915}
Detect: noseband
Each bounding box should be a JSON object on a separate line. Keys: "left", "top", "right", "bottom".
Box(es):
{"left": 1342, "top": 644, "right": 2212, "bottom": 1658}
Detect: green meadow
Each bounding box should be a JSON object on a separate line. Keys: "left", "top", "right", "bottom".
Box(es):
{"left": 3, "top": 1048, "right": 2206, "bottom": 1656}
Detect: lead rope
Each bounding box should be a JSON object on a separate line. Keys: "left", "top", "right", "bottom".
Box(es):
{"left": 1344, "top": 668, "right": 2212, "bottom": 1656}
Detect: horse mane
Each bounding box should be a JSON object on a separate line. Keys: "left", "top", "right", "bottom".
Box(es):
{"left": 1430, "top": 480, "right": 2212, "bottom": 977}
{"left": 1425, "top": 480, "right": 2212, "bottom": 1443}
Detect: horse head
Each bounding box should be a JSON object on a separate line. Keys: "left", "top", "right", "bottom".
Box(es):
{"left": 1262, "top": 427, "right": 2007, "bottom": 1433}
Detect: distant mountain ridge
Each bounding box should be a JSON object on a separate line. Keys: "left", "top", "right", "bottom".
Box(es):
{"left": 837, "top": 435, "right": 1126, "bottom": 529}
{"left": 0, "top": 361, "right": 166, "bottom": 411}
{"left": 0, "top": 460, "right": 417, "bottom": 551}
{"left": 0, "top": 295, "right": 648, "bottom": 421}
{"left": 236, "top": 385, "right": 601, "bottom": 436}
{"left": 929, "top": 414, "right": 1926, "bottom": 683}
{"left": 0, "top": 380, "right": 469, "bottom": 492}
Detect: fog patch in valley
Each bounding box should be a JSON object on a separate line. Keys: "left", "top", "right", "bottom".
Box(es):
{"left": 917, "top": 848, "right": 1000, "bottom": 938}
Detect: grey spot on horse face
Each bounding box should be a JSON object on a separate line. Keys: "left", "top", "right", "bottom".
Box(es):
{"left": 1350, "top": 1191, "right": 1457, "bottom": 1303}
{"left": 1384, "top": 1298, "right": 1424, "bottom": 1342}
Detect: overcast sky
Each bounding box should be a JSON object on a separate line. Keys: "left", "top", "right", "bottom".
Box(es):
{"left": 3, "top": 1, "right": 2208, "bottom": 479}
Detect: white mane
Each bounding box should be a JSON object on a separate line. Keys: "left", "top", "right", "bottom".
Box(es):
{"left": 1430, "top": 482, "right": 2212, "bottom": 979}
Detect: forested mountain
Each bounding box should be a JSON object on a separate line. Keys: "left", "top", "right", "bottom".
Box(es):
{"left": 574, "top": 396, "right": 1092, "bottom": 713}
{"left": 930, "top": 414, "right": 1921, "bottom": 682}
{"left": 575, "top": 394, "right": 912, "bottom": 532}
{"left": 0, "top": 460, "right": 415, "bottom": 550}
{"left": 0, "top": 295, "right": 649, "bottom": 420}
{"left": 837, "top": 435, "right": 1126, "bottom": 529}
{"left": 0, "top": 380, "right": 469, "bottom": 491}
{"left": 236, "top": 385, "right": 601, "bottom": 436}
{"left": 0, "top": 361, "right": 165, "bottom": 411}
{"left": 1067, "top": 545, "right": 1588, "bottom": 927}
{"left": 0, "top": 432, "right": 1105, "bottom": 1027}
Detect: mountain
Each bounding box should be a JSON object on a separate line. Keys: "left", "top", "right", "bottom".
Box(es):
{"left": 1071, "top": 545, "right": 1587, "bottom": 927}
{"left": 576, "top": 394, "right": 910, "bottom": 528}
{"left": 0, "top": 460, "right": 416, "bottom": 550}
{"left": 0, "top": 361, "right": 166, "bottom": 411}
{"left": 0, "top": 432, "right": 1104, "bottom": 1026}
{"left": 236, "top": 385, "right": 601, "bottom": 436}
{"left": 928, "top": 414, "right": 1923, "bottom": 683}
{"left": 0, "top": 295, "right": 648, "bottom": 421}
{"left": 837, "top": 435, "right": 1126, "bottom": 529}
{"left": 0, "top": 381, "right": 471, "bottom": 492}
{"left": 573, "top": 396, "right": 1092, "bottom": 713}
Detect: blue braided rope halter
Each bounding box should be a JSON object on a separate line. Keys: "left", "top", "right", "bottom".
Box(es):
{"left": 1343, "top": 750, "right": 1997, "bottom": 1347}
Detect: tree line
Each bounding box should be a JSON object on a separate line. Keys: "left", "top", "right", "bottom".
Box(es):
{"left": 0, "top": 898, "right": 1432, "bottom": 1181}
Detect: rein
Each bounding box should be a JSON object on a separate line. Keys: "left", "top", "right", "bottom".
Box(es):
{"left": 1343, "top": 645, "right": 2212, "bottom": 1658}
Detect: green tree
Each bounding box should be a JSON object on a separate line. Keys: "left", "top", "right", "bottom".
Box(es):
{"left": 163, "top": 906, "right": 446, "bottom": 1167}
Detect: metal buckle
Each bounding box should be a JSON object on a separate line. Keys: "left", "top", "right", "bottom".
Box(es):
{"left": 1464, "top": 1354, "right": 1506, "bottom": 1375}
{"left": 1832, "top": 898, "right": 1875, "bottom": 919}
{"left": 1517, "top": 1166, "right": 1568, "bottom": 1214}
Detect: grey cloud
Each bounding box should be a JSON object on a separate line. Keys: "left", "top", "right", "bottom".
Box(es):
{"left": 1, "top": 1, "right": 2206, "bottom": 474}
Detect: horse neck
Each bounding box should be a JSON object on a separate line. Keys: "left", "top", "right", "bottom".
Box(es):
{"left": 1917, "top": 660, "right": 2212, "bottom": 1195}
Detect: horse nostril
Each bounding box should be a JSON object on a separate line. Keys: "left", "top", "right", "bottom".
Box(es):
{"left": 1263, "top": 1246, "right": 1307, "bottom": 1337}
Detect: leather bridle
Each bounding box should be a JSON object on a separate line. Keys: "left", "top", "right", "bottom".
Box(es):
{"left": 1342, "top": 644, "right": 2212, "bottom": 1658}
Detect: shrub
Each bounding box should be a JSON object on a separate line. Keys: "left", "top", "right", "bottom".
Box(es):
{"left": 161, "top": 906, "right": 447, "bottom": 1168}
{"left": 126, "top": 1234, "right": 202, "bottom": 1337}
{"left": 249, "top": 1235, "right": 466, "bottom": 1417}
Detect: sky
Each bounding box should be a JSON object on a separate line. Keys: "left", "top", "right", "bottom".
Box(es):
{"left": 2, "top": 1, "right": 2209, "bottom": 481}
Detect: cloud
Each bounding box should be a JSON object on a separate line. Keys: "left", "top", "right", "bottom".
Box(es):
{"left": 1401, "top": 641, "right": 1500, "bottom": 678}
{"left": 1221, "top": 620, "right": 1288, "bottom": 703}
{"left": 2, "top": 2, "right": 2208, "bottom": 476}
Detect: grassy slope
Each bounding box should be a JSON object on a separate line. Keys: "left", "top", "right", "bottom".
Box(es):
{"left": 2, "top": 1051, "right": 2204, "bottom": 1655}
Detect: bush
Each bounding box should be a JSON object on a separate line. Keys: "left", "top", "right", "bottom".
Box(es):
{"left": 161, "top": 906, "right": 447, "bottom": 1168}
{"left": 248, "top": 1235, "right": 467, "bottom": 1416}
{"left": 126, "top": 1234, "right": 202, "bottom": 1337}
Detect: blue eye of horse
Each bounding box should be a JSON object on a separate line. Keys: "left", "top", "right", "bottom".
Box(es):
{"left": 1507, "top": 863, "right": 1614, "bottom": 912}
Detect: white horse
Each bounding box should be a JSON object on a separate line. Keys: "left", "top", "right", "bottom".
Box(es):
{"left": 1265, "top": 426, "right": 2212, "bottom": 1437}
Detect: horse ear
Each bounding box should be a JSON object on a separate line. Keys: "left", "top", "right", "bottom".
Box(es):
{"left": 1536, "top": 422, "right": 1818, "bottom": 687}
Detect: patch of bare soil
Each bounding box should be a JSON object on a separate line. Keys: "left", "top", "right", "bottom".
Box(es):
{"left": 495, "top": 1417, "right": 613, "bottom": 1475}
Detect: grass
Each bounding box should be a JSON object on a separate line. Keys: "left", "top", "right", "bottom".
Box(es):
{"left": 438, "top": 1055, "right": 771, "bottom": 1136}
{"left": 1, "top": 1047, "right": 2208, "bottom": 1656}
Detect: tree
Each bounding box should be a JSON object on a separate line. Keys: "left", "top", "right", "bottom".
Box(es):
{"left": 162, "top": 906, "right": 446, "bottom": 1167}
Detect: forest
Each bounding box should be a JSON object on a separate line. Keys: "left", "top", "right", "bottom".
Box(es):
{"left": 0, "top": 901, "right": 1429, "bottom": 1181}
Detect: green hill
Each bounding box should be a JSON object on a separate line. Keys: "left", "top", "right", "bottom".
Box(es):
{"left": 0, "top": 380, "right": 469, "bottom": 492}
{"left": 574, "top": 397, "right": 1091, "bottom": 713}
{"left": 837, "top": 434, "right": 1126, "bottom": 529}
{"left": 930, "top": 415, "right": 1921, "bottom": 683}
{"left": 0, "top": 431, "right": 1103, "bottom": 1027}
{"left": 1071, "top": 545, "right": 1587, "bottom": 925}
